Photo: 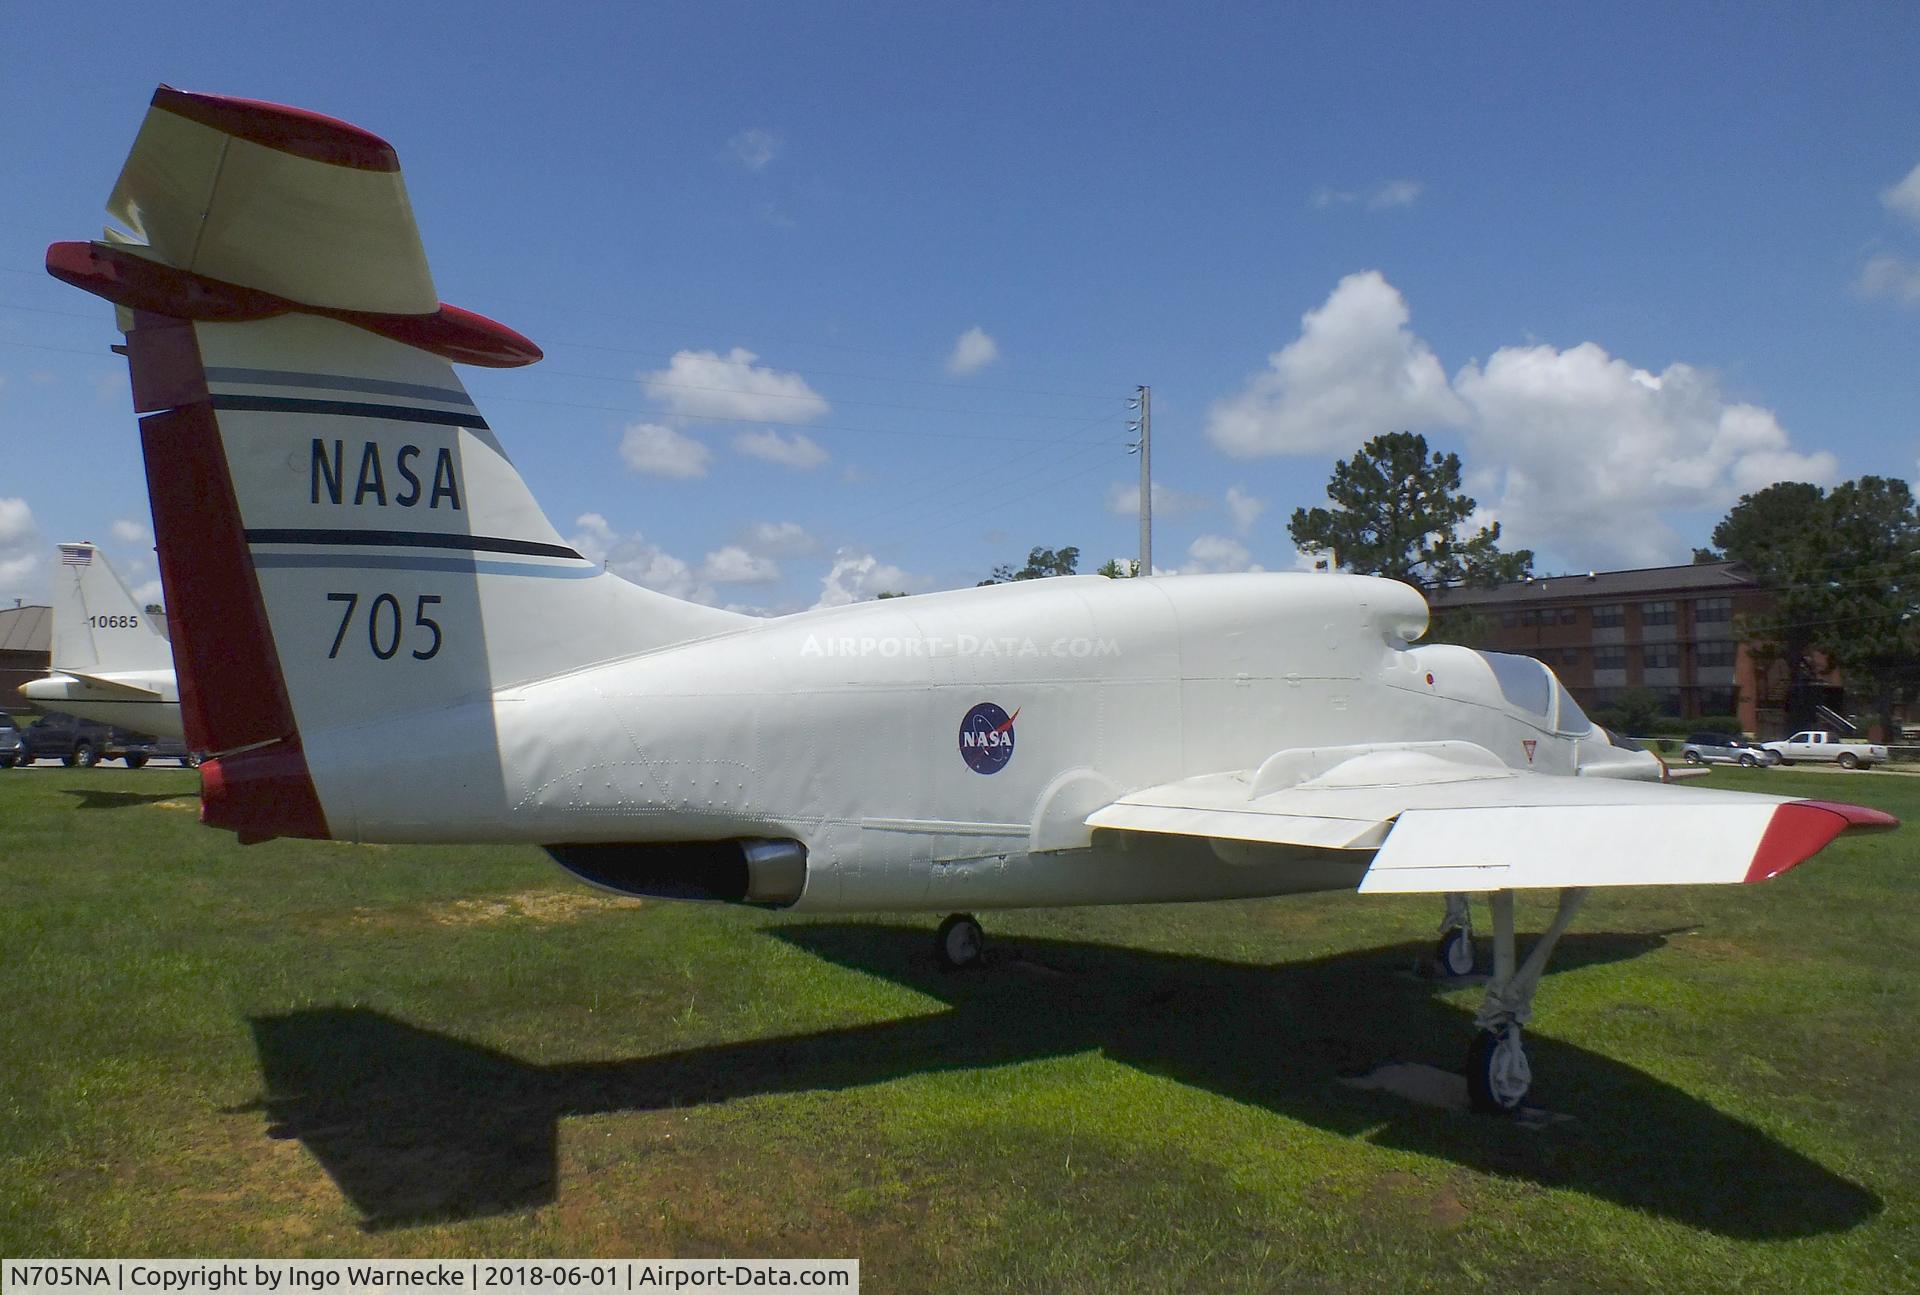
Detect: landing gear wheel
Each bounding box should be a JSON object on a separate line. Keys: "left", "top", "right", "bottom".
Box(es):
{"left": 1435, "top": 927, "right": 1476, "bottom": 978}
{"left": 935, "top": 913, "right": 984, "bottom": 970}
{"left": 124, "top": 753, "right": 148, "bottom": 769}
{"left": 1467, "top": 1025, "right": 1530, "bottom": 1115}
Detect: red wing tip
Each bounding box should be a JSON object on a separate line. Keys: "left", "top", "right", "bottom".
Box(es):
{"left": 1795, "top": 799, "right": 1900, "bottom": 832}
{"left": 1744, "top": 800, "right": 1899, "bottom": 884}
{"left": 152, "top": 84, "right": 399, "bottom": 172}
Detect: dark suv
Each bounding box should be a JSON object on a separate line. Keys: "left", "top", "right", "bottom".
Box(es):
{"left": 16, "top": 714, "right": 196, "bottom": 768}
{"left": 0, "top": 712, "right": 23, "bottom": 768}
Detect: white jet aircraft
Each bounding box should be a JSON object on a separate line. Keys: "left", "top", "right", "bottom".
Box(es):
{"left": 48, "top": 86, "right": 1897, "bottom": 1113}
{"left": 20, "top": 540, "right": 183, "bottom": 738}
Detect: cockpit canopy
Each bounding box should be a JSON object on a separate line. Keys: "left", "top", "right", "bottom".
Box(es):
{"left": 1478, "top": 650, "right": 1594, "bottom": 735}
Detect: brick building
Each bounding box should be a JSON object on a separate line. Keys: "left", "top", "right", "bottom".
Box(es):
{"left": 1427, "top": 562, "right": 1791, "bottom": 734}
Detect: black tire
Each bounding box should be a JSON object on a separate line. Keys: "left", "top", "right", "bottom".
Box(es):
{"left": 73, "top": 742, "right": 98, "bottom": 768}
{"left": 1837, "top": 752, "right": 1860, "bottom": 770}
{"left": 1777, "top": 757, "right": 1792, "bottom": 767}
{"left": 1683, "top": 750, "right": 1703, "bottom": 764}
{"left": 1434, "top": 927, "right": 1476, "bottom": 978}
{"left": 1738, "top": 753, "right": 1756, "bottom": 767}
{"left": 124, "top": 753, "right": 149, "bottom": 769}
{"left": 935, "top": 913, "right": 984, "bottom": 970}
{"left": 1466, "top": 1026, "right": 1530, "bottom": 1115}
{"left": 0, "top": 757, "right": 14, "bottom": 769}
{"left": 182, "top": 752, "right": 202, "bottom": 768}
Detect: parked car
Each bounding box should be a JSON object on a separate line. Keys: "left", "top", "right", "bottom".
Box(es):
{"left": 0, "top": 713, "right": 23, "bottom": 768}
{"left": 1680, "top": 732, "right": 1780, "bottom": 768}
{"left": 15, "top": 713, "right": 194, "bottom": 767}
{"left": 1760, "top": 730, "right": 1889, "bottom": 770}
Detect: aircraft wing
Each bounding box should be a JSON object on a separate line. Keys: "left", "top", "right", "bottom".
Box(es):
{"left": 1085, "top": 742, "right": 1896, "bottom": 893}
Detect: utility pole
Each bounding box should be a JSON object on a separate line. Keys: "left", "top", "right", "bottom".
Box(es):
{"left": 1129, "top": 385, "right": 1151, "bottom": 575}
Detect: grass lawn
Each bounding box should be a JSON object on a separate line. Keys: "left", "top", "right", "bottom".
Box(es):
{"left": 0, "top": 765, "right": 1914, "bottom": 1292}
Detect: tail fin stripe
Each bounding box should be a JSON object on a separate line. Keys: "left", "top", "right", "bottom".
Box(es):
{"left": 245, "top": 528, "right": 583, "bottom": 559}
{"left": 251, "top": 553, "right": 601, "bottom": 580}
{"left": 209, "top": 393, "right": 487, "bottom": 429}
{"left": 204, "top": 366, "right": 476, "bottom": 407}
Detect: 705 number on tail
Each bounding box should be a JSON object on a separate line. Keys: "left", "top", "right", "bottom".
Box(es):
{"left": 326, "top": 592, "right": 443, "bottom": 660}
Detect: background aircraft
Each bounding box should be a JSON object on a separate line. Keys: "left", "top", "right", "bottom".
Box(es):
{"left": 19, "top": 540, "right": 182, "bottom": 737}
{"left": 48, "top": 86, "right": 1895, "bottom": 1114}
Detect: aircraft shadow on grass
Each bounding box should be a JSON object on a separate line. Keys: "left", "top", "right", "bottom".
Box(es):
{"left": 61, "top": 788, "right": 194, "bottom": 811}
{"left": 247, "top": 925, "right": 1879, "bottom": 1236}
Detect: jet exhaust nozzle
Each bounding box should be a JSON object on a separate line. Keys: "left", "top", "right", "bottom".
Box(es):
{"left": 544, "top": 838, "right": 808, "bottom": 907}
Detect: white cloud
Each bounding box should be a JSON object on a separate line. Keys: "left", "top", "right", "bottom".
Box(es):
{"left": 1180, "top": 534, "right": 1263, "bottom": 575}
{"left": 644, "top": 347, "right": 828, "bottom": 423}
{"left": 110, "top": 518, "right": 149, "bottom": 546}
{"left": 0, "top": 497, "right": 43, "bottom": 596}
{"left": 130, "top": 579, "right": 163, "bottom": 608}
{"left": 1209, "top": 270, "right": 1841, "bottom": 568}
{"left": 619, "top": 421, "right": 712, "bottom": 478}
{"left": 813, "top": 549, "right": 914, "bottom": 608}
{"left": 728, "top": 128, "right": 779, "bottom": 172}
{"left": 1207, "top": 270, "right": 1465, "bottom": 457}
{"left": 1855, "top": 254, "right": 1920, "bottom": 306}
{"left": 1883, "top": 162, "right": 1920, "bottom": 229}
{"left": 946, "top": 326, "right": 1000, "bottom": 376}
{"left": 1105, "top": 480, "right": 1212, "bottom": 519}
{"left": 1312, "top": 180, "right": 1423, "bottom": 211}
{"left": 733, "top": 427, "right": 829, "bottom": 469}
{"left": 744, "top": 521, "right": 818, "bottom": 555}
{"left": 1453, "top": 343, "right": 1839, "bottom": 567}
{"left": 699, "top": 545, "right": 780, "bottom": 584}
{"left": 1225, "top": 485, "right": 1266, "bottom": 536}
{"left": 568, "top": 513, "right": 717, "bottom": 605}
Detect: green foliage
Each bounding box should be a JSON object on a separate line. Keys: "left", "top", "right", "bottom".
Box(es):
{"left": 1697, "top": 714, "right": 1744, "bottom": 734}
{"left": 1713, "top": 478, "right": 1920, "bottom": 730}
{"left": 1095, "top": 558, "right": 1139, "bottom": 579}
{"left": 980, "top": 545, "right": 1080, "bottom": 585}
{"left": 1607, "top": 686, "right": 1664, "bottom": 734}
{"left": 1288, "top": 431, "right": 1532, "bottom": 592}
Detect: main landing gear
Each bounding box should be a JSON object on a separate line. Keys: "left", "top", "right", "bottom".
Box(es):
{"left": 1432, "top": 891, "right": 1476, "bottom": 978}
{"left": 935, "top": 913, "right": 985, "bottom": 970}
{"left": 1465, "top": 887, "right": 1588, "bottom": 1115}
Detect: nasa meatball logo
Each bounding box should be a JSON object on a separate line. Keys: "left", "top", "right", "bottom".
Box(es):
{"left": 959, "top": 702, "right": 1019, "bottom": 774}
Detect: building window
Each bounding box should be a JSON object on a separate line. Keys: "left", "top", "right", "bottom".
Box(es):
{"left": 1643, "top": 644, "right": 1679, "bottom": 670}
{"left": 1561, "top": 647, "right": 1582, "bottom": 666}
{"left": 1594, "top": 646, "right": 1627, "bottom": 670}
{"left": 1696, "top": 596, "right": 1731, "bottom": 624}
{"left": 1592, "top": 604, "right": 1625, "bottom": 628}
{"left": 1642, "top": 600, "right": 1675, "bottom": 626}
{"left": 1699, "top": 688, "right": 1738, "bottom": 716}
{"left": 1558, "top": 608, "right": 1578, "bottom": 625}
{"left": 1500, "top": 611, "right": 1518, "bottom": 628}
{"left": 1520, "top": 608, "right": 1539, "bottom": 626}
{"left": 1697, "top": 639, "right": 1736, "bottom": 668}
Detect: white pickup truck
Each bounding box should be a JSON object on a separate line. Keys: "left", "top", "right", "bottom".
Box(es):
{"left": 1761, "top": 730, "right": 1889, "bottom": 770}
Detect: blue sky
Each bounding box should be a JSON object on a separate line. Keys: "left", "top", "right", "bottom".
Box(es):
{"left": 3, "top": 3, "right": 1917, "bottom": 611}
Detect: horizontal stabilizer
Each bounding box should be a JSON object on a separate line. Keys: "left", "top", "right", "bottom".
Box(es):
{"left": 108, "top": 86, "right": 434, "bottom": 314}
